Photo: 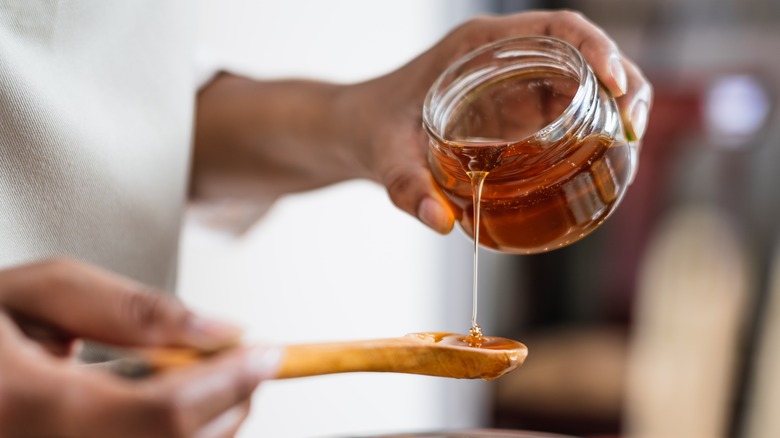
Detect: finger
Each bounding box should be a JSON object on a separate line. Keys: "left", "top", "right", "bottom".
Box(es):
{"left": 539, "top": 10, "right": 625, "bottom": 97}
{"left": 484, "top": 11, "right": 651, "bottom": 139}
{"left": 144, "top": 345, "right": 281, "bottom": 434}
{"left": 476, "top": 11, "right": 625, "bottom": 97}
{"left": 384, "top": 163, "right": 455, "bottom": 235}
{"left": 615, "top": 59, "right": 653, "bottom": 142}
{"left": 13, "top": 315, "right": 76, "bottom": 357}
{"left": 0, "top": 312, "right": 38, "bottom": 354}
{"left": 0, "top": 312, "right": 71, "bottom": 361}
{"left": 193, "top": 400, "right": 252, "bottom": 438}
{"left": 0, "top": 259, "right": 242, "bottom": 351}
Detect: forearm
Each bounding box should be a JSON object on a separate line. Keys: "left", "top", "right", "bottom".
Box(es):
{"left": 191, "top": 73, "right": 373, "bottom": 202}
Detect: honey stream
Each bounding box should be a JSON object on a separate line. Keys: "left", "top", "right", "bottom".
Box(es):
{"left": 466, "top": 170, "right": 489, "bottom": 347}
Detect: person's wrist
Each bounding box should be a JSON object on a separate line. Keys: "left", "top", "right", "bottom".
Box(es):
{"left": 331, "top": 80, "right": 384, "bottom": 182}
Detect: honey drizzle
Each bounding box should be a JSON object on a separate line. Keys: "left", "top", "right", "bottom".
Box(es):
{"left": 466, "top": 170, "right": 489, "bottom": 347}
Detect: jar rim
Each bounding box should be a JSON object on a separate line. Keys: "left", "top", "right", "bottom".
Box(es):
{"left": 422, "top": 35, "right": 593, "bottom": 148}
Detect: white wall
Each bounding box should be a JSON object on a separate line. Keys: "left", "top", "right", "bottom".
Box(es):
{"left": 180, "top": 1, "right": 489, "bottom": 437}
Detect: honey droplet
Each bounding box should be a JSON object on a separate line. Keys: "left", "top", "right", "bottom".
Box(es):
{"left": 465, "top": 324, "right": 485, "bottom": 347}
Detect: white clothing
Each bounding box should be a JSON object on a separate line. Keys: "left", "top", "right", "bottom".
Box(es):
{"left": 0, "top": 0, "right": 198, "bottom": 290}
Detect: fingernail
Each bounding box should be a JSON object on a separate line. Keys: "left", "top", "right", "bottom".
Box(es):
{"left": 246, "top": 345, "right": 284, "bottom": 380}
{"left": 417, "top": 197, "right": 451, "bottom": 234}
{"left": 629, "top": 100, "right": 649, "bottom": 141}
{"left": 188, "top": 316, "right": 244, "bottom": 351}
{"left": 609, "top": 55, "right": 627, "bottom": 96}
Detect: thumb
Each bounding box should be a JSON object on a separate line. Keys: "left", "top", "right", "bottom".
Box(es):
{"left": 384, "top": 164, "right": 455, "bottom": 235}
{"left": 0, "top": 259, "right": 242, "bottom": 351}
{"left": 378, "top": 125, "right": 456, "bottom": 234}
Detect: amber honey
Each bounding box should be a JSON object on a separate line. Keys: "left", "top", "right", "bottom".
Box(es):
{"left": 414, "top": 331, "right": 525, "bottom": 351}
{"left": 426, "top": 63, "right": 634, "bottom": 255}
{"left": 428, "top": 131, "right": 632, "bottom": 254}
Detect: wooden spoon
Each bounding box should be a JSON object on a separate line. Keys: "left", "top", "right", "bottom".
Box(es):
{"left": 118, "top": 332, "right": 527, "bottom": 381}
{"left": 277, "top": 332, "right": 527, "bottom": 380}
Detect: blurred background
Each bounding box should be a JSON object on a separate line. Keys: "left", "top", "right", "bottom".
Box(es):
{"left": 181, "top": 0, "right": 780, "bottom": 437}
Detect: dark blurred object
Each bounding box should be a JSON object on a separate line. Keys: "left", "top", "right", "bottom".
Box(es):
{"left": 623, "top": 204, "right": 751, "bottom": 438}
{"left": 494, "top": 326, "right": 627, "bottom": 437}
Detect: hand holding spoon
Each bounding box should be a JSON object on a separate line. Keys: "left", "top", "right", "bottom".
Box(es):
{"left": 117, "top": 332, "right": 527, "bottom": 381}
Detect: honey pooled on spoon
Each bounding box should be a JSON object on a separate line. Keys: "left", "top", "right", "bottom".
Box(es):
{"left": 405, "top": 331, "right": 527, "bottom": 380}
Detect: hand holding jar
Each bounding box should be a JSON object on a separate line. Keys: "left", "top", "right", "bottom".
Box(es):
{"left": 343, "top": 10, "right": 652, "bottom": 238}
{"left": 425, "top": 36, "right": 636, "bottom": 253}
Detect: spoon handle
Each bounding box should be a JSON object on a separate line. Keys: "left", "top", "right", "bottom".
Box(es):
{"left": 277, "top": 338, "right": 427, "bottom": 379}
{"left": 112, "top": 338, "right": 423, "bottom": 379}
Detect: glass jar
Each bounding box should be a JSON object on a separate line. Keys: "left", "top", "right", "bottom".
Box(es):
{"left": 423, "top": 36, "right": 637, "bottom": 254}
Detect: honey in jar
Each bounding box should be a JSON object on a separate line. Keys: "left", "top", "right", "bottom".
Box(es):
{"left": 423, "top": 36, "right": 637, "bottom": 255}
